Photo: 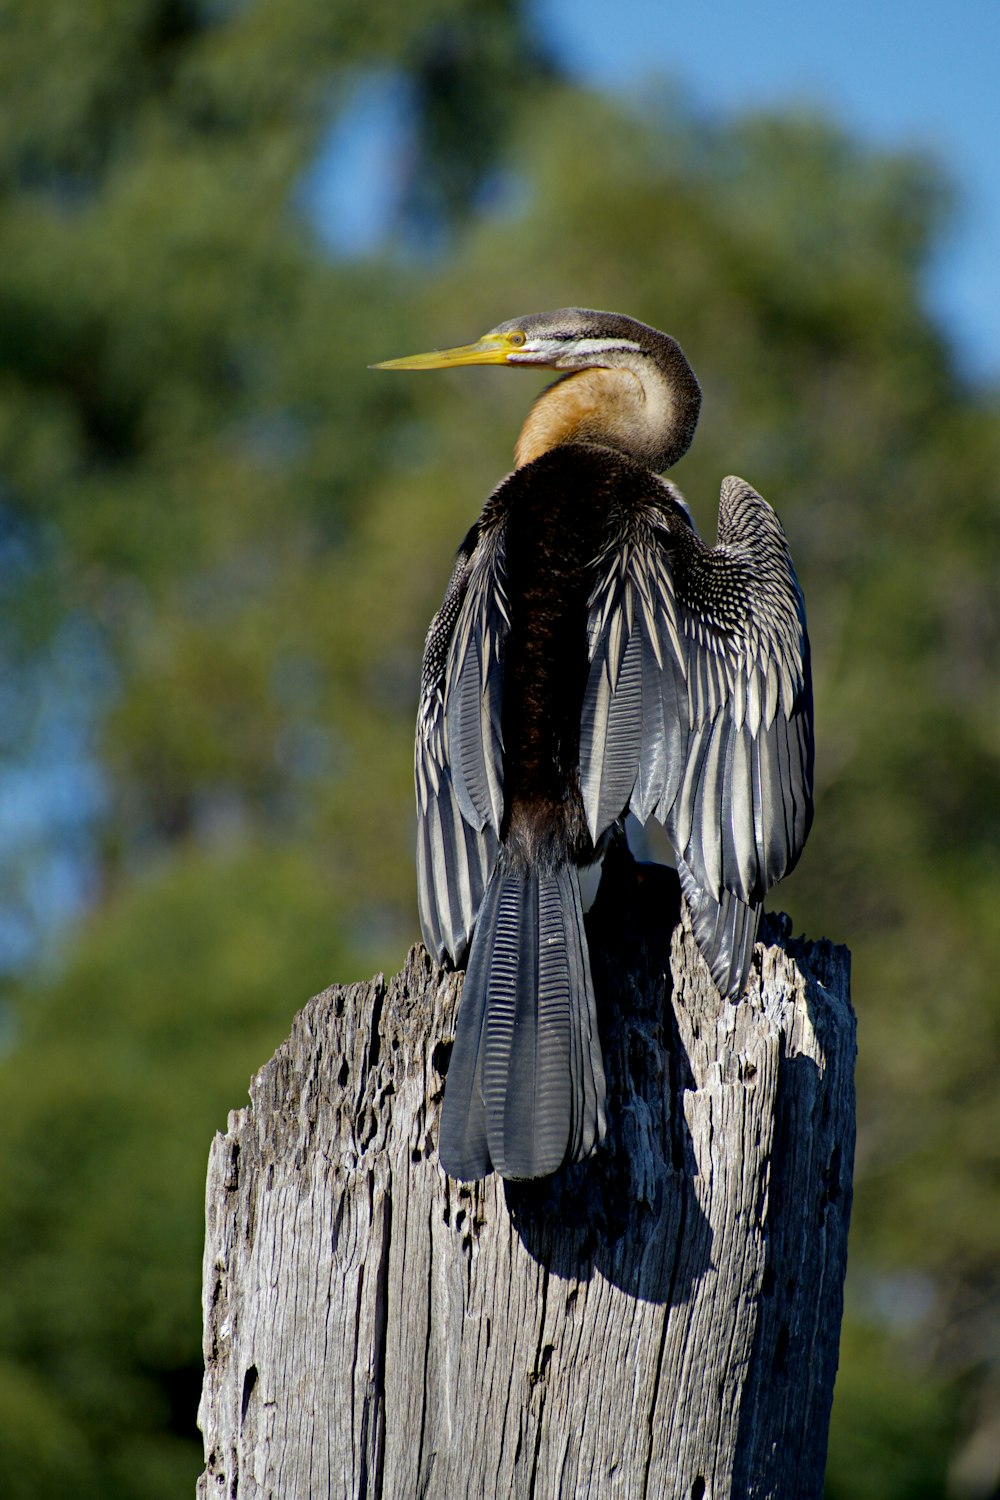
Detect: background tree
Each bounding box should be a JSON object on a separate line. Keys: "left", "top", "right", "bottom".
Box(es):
{"left": 0, "top": 4, "right": 998, "bottom": 1498}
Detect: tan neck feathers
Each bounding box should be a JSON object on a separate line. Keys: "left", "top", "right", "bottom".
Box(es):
{"left": 514, "top": 368, "right": 645, "bottom": 469}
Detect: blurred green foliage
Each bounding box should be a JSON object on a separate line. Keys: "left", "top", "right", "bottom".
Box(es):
{"left": 1, "top": 2, "right": 998, "bottom": 1496}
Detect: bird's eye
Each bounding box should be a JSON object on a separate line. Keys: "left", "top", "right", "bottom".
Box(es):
{"left": 508, "top": 331, "right": 526, "bottom": 347}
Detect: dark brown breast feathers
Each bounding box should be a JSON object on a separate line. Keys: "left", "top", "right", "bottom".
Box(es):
{"left": 492, "top": 444, "right": 660, "bottom": 868}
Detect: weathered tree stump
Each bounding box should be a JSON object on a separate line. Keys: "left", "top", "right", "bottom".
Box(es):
{"left": 198, "top": 864, "right": 854, "bottom": 1499}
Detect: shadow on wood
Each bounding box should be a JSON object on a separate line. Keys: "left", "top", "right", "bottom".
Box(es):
{"left": 197, "top": 862, "right": 854, "bottom": 1500}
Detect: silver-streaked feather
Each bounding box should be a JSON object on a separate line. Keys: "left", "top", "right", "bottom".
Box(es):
{"left": 415, "top": 523, "right": 507, "bottom": 962}
{"left": 439, "top": 863, "right": 605, "bottom": 1180}
{"left": 581, "top": 474, "right": 813, "bottom": 997}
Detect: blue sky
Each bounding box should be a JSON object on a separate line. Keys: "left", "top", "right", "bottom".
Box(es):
{"left": 536, "top": 0, "right": 999, "bottom": 382}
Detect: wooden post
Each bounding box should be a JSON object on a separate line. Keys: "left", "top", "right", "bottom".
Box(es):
{"left": 198, "top": 864, "right": 854, "bottom": 1500}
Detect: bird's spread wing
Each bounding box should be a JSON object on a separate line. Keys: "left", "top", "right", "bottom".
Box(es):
{"left": 415, "top": 522, "right": 508, "bottom": 963}
{"left": 580, "top": 475, "right": 813, "bottom": 996}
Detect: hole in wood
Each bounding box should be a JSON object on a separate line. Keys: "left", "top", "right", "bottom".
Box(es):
{"left": 240, "top": 1364, "right": 258, "bottom": 1421}
{"left": 431, "top": 1040, "right": 452, "bottom": 1077}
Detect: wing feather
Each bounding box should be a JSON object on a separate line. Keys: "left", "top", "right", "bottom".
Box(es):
{"left": 580, "top": 524, "right": 688, "bottom": 844}
{"left": 415, "top": 523, "right": 507, "bottom": 963}
{"left": 581, "top": 474, "right": 813, "bottom": 997}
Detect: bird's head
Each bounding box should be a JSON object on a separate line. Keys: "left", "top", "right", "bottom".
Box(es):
{"left": 372, "top": 308, "right": 651, "bottom": 374}
{"left": 372, "top": 309, "right": 701, "bottom": 471}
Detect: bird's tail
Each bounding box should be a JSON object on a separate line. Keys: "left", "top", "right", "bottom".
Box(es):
{"left": 438, "top": 864, "right": 606, "bottom": 1181}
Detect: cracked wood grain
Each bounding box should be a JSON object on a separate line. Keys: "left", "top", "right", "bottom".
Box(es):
{"left": 198, "top": 864, "right": 854, "bottom": 1500}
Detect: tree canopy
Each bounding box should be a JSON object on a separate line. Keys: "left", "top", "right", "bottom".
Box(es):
{"left": 1, "top": 3, "right": 998, "bottom": 1496}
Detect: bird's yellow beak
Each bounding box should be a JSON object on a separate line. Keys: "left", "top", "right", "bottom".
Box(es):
{"left": 370, "top": 330, "right": 525, "bottom": 371}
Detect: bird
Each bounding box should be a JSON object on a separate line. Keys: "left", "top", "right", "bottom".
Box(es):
{"left": 373, "top": 309, "right": 813, "bottom": 1183}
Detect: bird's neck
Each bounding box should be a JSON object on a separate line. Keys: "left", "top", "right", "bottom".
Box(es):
{"left": 514, "top": 344, "right": 701, "bottom": 473}
{"left": 515, "top": 369, "right": 640, "bottom": 469}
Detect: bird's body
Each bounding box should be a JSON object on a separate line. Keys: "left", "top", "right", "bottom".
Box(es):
{"left": 374, "top": 310, "right": 813, "bottom": 1182}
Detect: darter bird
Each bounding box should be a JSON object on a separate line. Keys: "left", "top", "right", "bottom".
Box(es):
{"left": 374, "top": 310, "right": 813, "bottom": 1182}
